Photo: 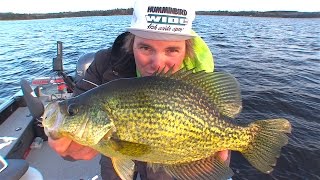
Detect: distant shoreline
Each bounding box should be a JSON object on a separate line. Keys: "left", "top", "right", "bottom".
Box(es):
{"left": 1, "top": 8, "right": 320, "bottom": 21}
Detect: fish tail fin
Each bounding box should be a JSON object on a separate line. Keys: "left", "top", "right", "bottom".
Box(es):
{"left": 242, "top": 118, "right": 291, "bottom": 173}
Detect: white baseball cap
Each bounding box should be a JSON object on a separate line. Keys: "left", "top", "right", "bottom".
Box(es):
{"left": 127, "top": 0, "right": 196, "bottom": 41}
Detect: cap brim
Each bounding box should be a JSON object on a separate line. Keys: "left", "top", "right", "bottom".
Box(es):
{"left": 127, "top": 28, "right": 196, "bottom": 41}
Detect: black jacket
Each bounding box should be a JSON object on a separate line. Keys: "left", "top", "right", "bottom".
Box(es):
{"left": 73, "top": 32, "right": 173, "bottom": 180}
{"left": 73, "top": 32, "right": 136, "bottom": 96}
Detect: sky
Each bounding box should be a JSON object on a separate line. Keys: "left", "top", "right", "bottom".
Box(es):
{"left": 0, "top": 0, "right": 319, "bottom": 14}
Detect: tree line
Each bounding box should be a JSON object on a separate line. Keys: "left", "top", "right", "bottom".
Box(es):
{"left": 1, "top": 9, "right": 319, "bottom": 20}
{"left": 0, "top": 9, "right": 133, "bottom": 20}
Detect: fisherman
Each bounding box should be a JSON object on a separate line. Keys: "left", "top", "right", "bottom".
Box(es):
{"left": 48, "top": 0, "right": 230, "bottom": 179}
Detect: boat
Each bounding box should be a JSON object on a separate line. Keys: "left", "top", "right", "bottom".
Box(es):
{"left": 0, "top": 41, "right": 104, "bottom": 179}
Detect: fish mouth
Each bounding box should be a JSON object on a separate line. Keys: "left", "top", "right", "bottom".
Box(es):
{"left": 20, "top": 78, "right": 64, "bottom": 139}
{"left": 42, "top": 102, "right": 64, "bottom": 139}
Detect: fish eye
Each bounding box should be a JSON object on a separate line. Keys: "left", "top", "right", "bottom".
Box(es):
{"left": 67, "top": 103, "right": 79, "bottom": 116}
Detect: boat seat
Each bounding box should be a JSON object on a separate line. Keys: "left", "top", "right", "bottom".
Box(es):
{"left": 0, "top": 159, "right": 29, "bottom": 180}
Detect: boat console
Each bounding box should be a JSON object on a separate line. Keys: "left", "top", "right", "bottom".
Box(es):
{"left": 0, "top": 41, "right": 95, "bottom": 179}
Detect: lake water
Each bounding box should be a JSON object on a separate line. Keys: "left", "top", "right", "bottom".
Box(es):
{"left": 0, "top": 15, "right": 319, "bottom": 179}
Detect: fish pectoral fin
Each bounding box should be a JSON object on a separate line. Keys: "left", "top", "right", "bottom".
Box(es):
{"left": 162, "top": 156, "right": 234, "bottom": 180}
{"left": 109, "top": 137, "right": 151, "bottom": 157}
{"left": 111, "top": 157, "right": 135, "bottom": 180}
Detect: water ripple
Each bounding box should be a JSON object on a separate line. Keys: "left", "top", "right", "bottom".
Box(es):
{"left": 1, "top": 15, "right": 319, "bottom": 179}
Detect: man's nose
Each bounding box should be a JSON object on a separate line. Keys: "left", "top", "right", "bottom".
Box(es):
{"left": 150, "top": 53, "right": 166, "bottom": 70}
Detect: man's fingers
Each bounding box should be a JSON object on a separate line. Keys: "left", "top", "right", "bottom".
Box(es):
{"left": 216, "top": 150, "right": 230, "bottom": 162}
{"left": 48, "top": 137, "right": 73, "bottom": 154}
{"left": 48, "top": 137, "right": 98, "bottom": 160}
{"left": 68, "top": 147, "right": 99, "bottom": 160}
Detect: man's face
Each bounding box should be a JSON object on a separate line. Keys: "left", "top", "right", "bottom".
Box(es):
{"left": 133, "top": 36, "right": 186, "bottom": 77}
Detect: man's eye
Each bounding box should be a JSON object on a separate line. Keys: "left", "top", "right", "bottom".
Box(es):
{"left": 167, "top": 49, "right": 179, "bottom": 53}
{"left": 138, "top": 46, "right": 154, "bottom": 55}
{"left": 139, "top": 46, "right": 150, "bottom": 51}
{"left": 166, "top": 48, "right": 180, "bottom": 55}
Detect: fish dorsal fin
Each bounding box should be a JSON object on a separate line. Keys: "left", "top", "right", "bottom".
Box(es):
{"left": 156, "top": 68, "right": 242, "bottom": 119}
{"left": 111, "top": 157, "right": 135, "bottom": 180}
{"left": 161, "top": 156, "right": 234, "bottom": 180}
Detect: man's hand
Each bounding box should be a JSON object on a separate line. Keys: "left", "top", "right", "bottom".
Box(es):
{"left": 48, "top": 137, "right": 99, "bottom": 161}
{"left": 216, "top": 150, "right": 231, "bottom": 165}
{"left": 48, "top": 136, "right": 230, "bottom": 165}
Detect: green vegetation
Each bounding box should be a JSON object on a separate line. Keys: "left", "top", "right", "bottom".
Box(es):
{"left": 0, "top": 9, "right": 319, "bottom": 21}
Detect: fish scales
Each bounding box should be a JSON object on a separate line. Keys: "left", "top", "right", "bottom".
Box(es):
{"left": 95, "top": 76, "right": 246, "bottom": 163}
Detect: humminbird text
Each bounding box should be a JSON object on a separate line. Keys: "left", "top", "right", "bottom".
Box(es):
{"left": 147, "top": 6, "right": 188, "bottom": 16}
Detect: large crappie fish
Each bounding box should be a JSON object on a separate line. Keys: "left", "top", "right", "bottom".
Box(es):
{"left": 43, "top": 69, "right": 291, "bottom": 180}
